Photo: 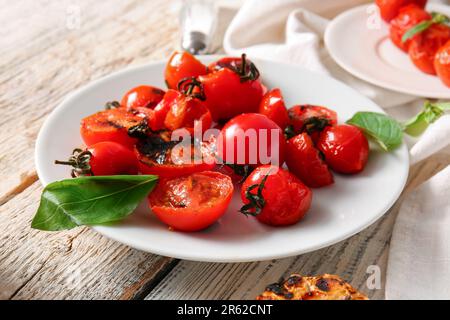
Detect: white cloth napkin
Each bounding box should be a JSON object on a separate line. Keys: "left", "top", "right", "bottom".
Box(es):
{"left": 222, "top": 0, "right": 450, "bottom": 299}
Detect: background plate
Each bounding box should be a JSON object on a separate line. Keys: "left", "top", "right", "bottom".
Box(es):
{"left": 35, "top": 57, "right": 409, "bottom": 262}
{"left": 325, "top": 3, "right": 450, "bottom": 99}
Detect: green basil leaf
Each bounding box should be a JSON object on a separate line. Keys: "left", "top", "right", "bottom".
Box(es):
{"left": 403, "top": 101, "right": 450, "bottom": 137}
{"left": 402, "top": 20, "right": 433, "bottom": 43}
{"left": 402, "top": 12, "right": 450, "bottom": 43}
{"left": 32, "top": 175, "right": 158, "bottom": 231}
{"left": 346, "top": 112, "right": 403, "bottom": 151}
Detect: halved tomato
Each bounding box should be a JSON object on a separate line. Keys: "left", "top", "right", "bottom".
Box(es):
{"left": 80, "top": 108, "right": 145, "bottom": 148}
{"left": 148, "top": 171, "right": 234, "bottom": 232}
{"left": 135, "top": 132, "right": 215, "bottom": 178}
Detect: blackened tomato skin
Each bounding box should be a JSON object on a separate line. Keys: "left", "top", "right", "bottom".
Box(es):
{"left": 149, "top": 171, "right": 234, "bottom": 232}
{"left": 288, "top": 105, "right": 337, "bottom": 135}
{"left": 241, "top": 165, "right": 312, "bottom": 227}
{"left": 164, "top": 51, "right": 208, "bottom": 90}
{"left": 88, "top": 141, "right": 138, "bottom": 176}
{"left": 135, "top": 140, "right": 216, "bottom": 179}
{"left": 286, "top": 133, "right": 334, "bottom": 188}
{"left": 80, "top": 108, "right": 144, "bottom": 148}
{"left": 317, "top": 125, "right": 369, "bottom": 174}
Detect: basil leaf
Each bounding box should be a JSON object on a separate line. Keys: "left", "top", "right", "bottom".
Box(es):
{"left": 404, "top": 101, "right": 450, "bottom": 137}
{"left": 402, "top": 12, "right": 450, "bottom": 43}
{"left": 402, "top": 20, "right": 433, "bottom": 43}
{"left": 346, "top": 112, "right": 403, "bottom": 151}
{"left": 32, "top": 175, "right": 158, "bottom": 231}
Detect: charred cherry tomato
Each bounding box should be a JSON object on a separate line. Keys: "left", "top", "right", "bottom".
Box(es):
{"left": 317, "top": 125, "right": 369, "bottom": 175}
{"left": 150, "top": 90, "right": 178, "bottom": 131}
{"left": 375, "top": 0, "right": 427, "bottom": 22}
{"left": 80, "top": 108, "right": 146, "bottom": 148}
{"left": 408, "top": 23, "right": 450, "bottom": 75}
{"left": 121, "top": 85, "right": 165, "bottom": 112}
{"left": 149, "top": 171, "right": 234, "bottom": 232}
{"left": 258, "top": 88, "right": 290, "bottom": 130}
{"left": 217, "top": 113, "right": 286, "bottom": 167}
{"left": 135, "top": 131, "right": 215, "bottom": 178}
{"left": 286, "top": 133, "right": 334, "bottom": 188}
{"left": 200, "top": 54, "right": 264, "bottom": 122}
{"left": 164, "top": 51, "right": 208, "bottom": 90}
{"left": 55, "top": 142, "right": 138, "bottom": 177}
{"left": 165, "top": 79, "right": 212, "bottom": 133}
{"left": 434, "top": 39, "right": 450, "bottom": 87}
{"left": 240, "top": 165, "right": 312, "bottom": 227}
{"left": 389, "top": 4, "right": 431, "bottom": 52}
{"left": 150, "top": 84, "right": 212, "bottom": 133}
{"left": 287, "top": 105, "right": 338, "bottom": 141}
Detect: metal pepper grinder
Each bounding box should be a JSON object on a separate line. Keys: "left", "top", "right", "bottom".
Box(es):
{"left": 180, "top": 0, "right": 217, "bottom": 55}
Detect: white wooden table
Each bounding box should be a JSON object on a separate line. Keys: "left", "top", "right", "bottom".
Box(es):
{"left": 1, "top": 0, "right": 448, "bottom": 300}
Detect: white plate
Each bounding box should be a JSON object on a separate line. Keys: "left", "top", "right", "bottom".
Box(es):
{"left": 325, "top": 3, "right": 450, "bottom": 99}
{"left": 35, "top": 56, "right": 409, "bottom": 262}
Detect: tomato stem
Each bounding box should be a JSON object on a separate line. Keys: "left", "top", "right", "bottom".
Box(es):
{"left": 177, "top": 77, "right": 206, "bottom": 101}
{"left": 402, "top": 11, "right": 450, "bottom": 43}
{"left": 55, "top": 148, "right": 93, "bottom": 178}
{"left": 105, "top": 101, "right": 121, "bottom": 110}
{"left": 231, "top": 54, "right": 261, "bottom": 83}
{"left": 239, "top": 172, "right": 270, "bottom": 217}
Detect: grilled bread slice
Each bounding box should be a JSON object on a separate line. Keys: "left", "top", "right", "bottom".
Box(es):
{"left": 257, "top": 274, "right": 368, "bottom": 300}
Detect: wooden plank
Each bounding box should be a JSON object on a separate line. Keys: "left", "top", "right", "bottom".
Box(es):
{"left": 0, "top": 181, "right": 178, "bottom": 300}
{"left": 0, "top": 0, "right": 179, "bottom": 203}
{"left": 0, "top": 0, "right": 181, "bottom": 300}
{"left": 146, "top": 155, "right": 450, "bottom": 300}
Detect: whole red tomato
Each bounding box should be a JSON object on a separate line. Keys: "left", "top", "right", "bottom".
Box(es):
{"left": 434, "top": 39, "right": 450, "bottom": 87}
{"left": 149, "top": 171, "right": 234, "bottom": 232}
{"left": 240, "top": 165, "right": 312, "bottom": 227}
{"left": 55, "top": 141, "right": 138, "bottom": 177}
{"left": 317, "top": 125, "right": 369, "bottom": 174}
{"left": 80, "top": 108, "right": 145, "bottom": 148}
{"left": 217, "top": 113, "right": 286, "bottom": 167}
{"left": 286, "top": 133, "right": 334, "bottom": 188}
{"left": 375, "top": 0, "right": 427, "bottom": 22}
{"left": 258, "top": 88, "right": 290, "bottom": 130}
{"left": 121, "top": 85, "right": 165, "bottom": 112}
{"left": 135, "top": 132, "right": 215, "bottom": 178}
{"left": 409, "top": 23, "right": 450, "bottom": 75}
{"left": 164, "top": 51, "right": 208, "bottom": 90}
{"left": 389, "top": 4, "right": 431, "bottom": 52}
{"left": 200, "top": 54, "right": 265, "bottom": 122}
{"left": 150, "top": 83, "right": 212, "bottom": 133}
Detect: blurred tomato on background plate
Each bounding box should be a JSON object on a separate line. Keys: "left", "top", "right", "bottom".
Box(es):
{"left": 325, "top": 3, "right": 450, "bottom": 99}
